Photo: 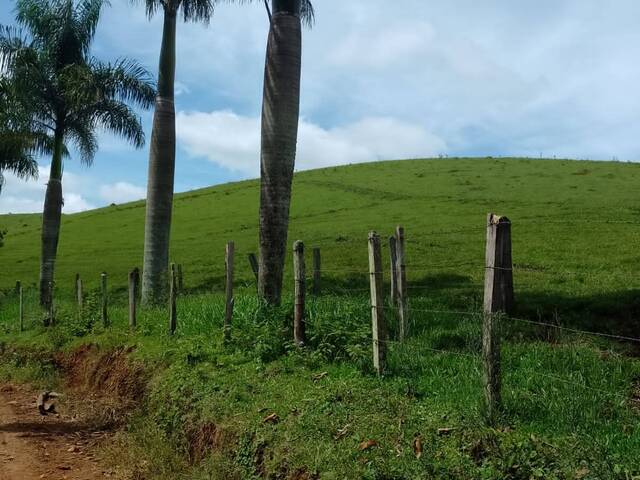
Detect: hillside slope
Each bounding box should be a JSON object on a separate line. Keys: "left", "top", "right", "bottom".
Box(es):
{"left": 1, "top": 157, "right": 639, "bottom": 302}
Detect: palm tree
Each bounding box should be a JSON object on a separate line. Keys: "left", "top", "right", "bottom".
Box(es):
{"left": 0, "top": 0, "right": 156, "bottom": 314}
{"left": 0, "top": 78, "right": 43, "bottom": 190}
{"left": 134, "top": 0, "right": 220, "bottom": 305}
{"left": 258, "top": 0, "right": 314, "bottom": 304}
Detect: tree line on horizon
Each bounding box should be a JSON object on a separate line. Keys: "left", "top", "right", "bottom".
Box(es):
{"left": 0, "top": 0, "right": 314, "bottom": 319}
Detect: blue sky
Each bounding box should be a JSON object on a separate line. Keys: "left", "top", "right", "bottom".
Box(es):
{"left": 1, "top": 0, "right": 639, "bottom": 213}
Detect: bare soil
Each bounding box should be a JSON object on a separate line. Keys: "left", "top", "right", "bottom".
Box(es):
{"left": 0, "top": 384, "right": 113, "bottom": 480}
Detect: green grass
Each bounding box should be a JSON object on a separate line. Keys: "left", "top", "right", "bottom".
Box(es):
{"left": 0, "top": 290, "right": 639, "bottom": 479}
{"left": 1, "top": 157, "right": 640, "bottom": 478}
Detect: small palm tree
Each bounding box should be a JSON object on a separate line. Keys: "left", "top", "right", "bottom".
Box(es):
{"left": 258, "top": 0, "right": 314, "bottom": 304}
{"left": 0, "top": 0, "right": 156, "bottom": 315}
{"left": 134, "top": 0, "right": 219, "bottom": 305}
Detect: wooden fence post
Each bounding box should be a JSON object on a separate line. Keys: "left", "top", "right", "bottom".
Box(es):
{"left": 482, "top": 213, "right": 513, "bottom": 422}
{"left": 312, "top": 247, "right": 321, "bottom": 295}
{"left": 133, "top": 267, "right": 140, "bottom": 301}
{"left": 389, "top": 236, "right": 398, "bottom": 305}
{"left": 128, "top": 269, "right": 137, "bottom": 329}
{"left": 177, "top": 264, "right": 184, "bottom": 294}
{"left": 293, "top": 241, "right": 306, "bottom": 346}
{"left": 224, "top": 242, "right": 235, "bottom": 343}
{"left": 76, "top": 275, "right": 83, "bottom": 310}
{"left": 248, "top": 253, "right": 259, "bottom": 290}
{"left": 101, "top": 273, "right": 108, "bottom": 328}
{"left": 368, "top": 232, "right": 387, "bottom": 375}
{"left": 17, "top": 281, "right": 23, "bottom": 332}
{"left": 169, "top": 263, "right": 177, "bottom": 335}
{"left": 395, "top": 226, "right": 408, "bottom": 341}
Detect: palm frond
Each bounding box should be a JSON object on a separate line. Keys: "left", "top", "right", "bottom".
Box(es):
{"left": 129, "top": 0, "right": 165, "bottom": 19}
{"left": 90, "top": 99, "right": 146, "bottom": 149}
{"left": 91, "top": 58, "right": 156, "bottom": 109}
{"left": 181, "top": 0, "right": 214, "bottom": 23}
{"left": 0, "top": 25, "right": 32, "bottom": 71}
{"left": 66, "top": 119, "right": 97, "bottom": 165}
{"left": 75, "top": 0, "right": 110, "bottom": 54}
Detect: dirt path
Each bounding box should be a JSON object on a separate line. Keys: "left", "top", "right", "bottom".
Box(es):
{"left": 0, "top": 384, "right": 112, "bottom": 480}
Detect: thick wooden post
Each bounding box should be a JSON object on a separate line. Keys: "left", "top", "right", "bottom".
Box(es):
{"left": 368, "top": 232, "right": 387, "bottom": 375}
{"left": 101, "top": 273, "right": 108, "bottom": 328}
{"left": 483, "top": 213, "right": 513, "bottom": 422}
{"left": 17, "top": 281, "right": 23, "bottom": 332}
{"left": 128, "top": 269, "right": 137, "bottom": 329}
{"left": 312, "top": 247, "right": 321, "bottom": 295}
{"left": 76, "top": 275, "right": 83, "bottom": 310}
{"left": 395, "top": 226, "right": 408, "bottom": 341}
{"left": 389, "top": 236, "right": 398, "bottom": 305}
{"left": 224, "top": 242, "right": 235, "bottom": 343}
{"left": 293, "top": 241, "right": 306, "bottom": 346}
{"left": 177, "top": 264, "right": 184, "bottom": 294}
{"left": 169, "top": 263, "right": 177, "bottom": 335}
{"left": 248, "top": 253, "right": 259, "bottom": 290}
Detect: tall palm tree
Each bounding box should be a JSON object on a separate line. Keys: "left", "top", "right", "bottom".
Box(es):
{"left": 0, "top": 0, "right": 156, "bottom": 314}
{"left": 134, "top": 0, "right": 219, "bottom": 305}
{"left": 258, "top": 0, "right": 313, "bottom": 304}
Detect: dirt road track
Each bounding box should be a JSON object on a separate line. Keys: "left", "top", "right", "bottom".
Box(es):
{"left": 0, "top": 384, "right": 112, "bottom": 480}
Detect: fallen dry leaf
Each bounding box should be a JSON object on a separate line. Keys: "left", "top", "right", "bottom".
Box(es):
{"left": 575, "top": 467, "right": 590, "bottom": 479}
{"left": 262, "top": 413, "right": 279, "bottom": 424}
{"left": 312, "top": 372, "right": 328, "bottom": 381}
{"left": 437, "top": 428, "right": 454, "bottom": 436}
{"left": 334, "top": 424, "right": 350, "bottom": 440}
{"left": 413, "top": 435, "right": 423, "bottom": 459}
{"left": 358, "top": 439, "right": 378, "bottom": 451}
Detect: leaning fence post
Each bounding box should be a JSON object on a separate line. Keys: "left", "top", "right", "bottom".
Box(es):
{"left": 248, "top": 253, "right": 259, "bottom": 290}
{"left": 177, "top": 264, "right": 184, "bottom": 294}
{"left": 76, "top": 275, "right": 83, "bottom": 310}
{"left": 169, "top": 263, "right": 177, "bottom": 335}
{"left": 101, "top": 272, "right": 108, "bottom": 328}
{"left": 224, "top": 242, "right": 235, "bottom": 343}
{"left": 395, "top": 226, "right": 408, "bottom": 341}
{"left": 389, "top": 236, "right": 398, "bottom": 305}
{"left": 483, "top": 213, "right": 513, "bottom": 422}
{"left": 128, "top": 269, "right": 137, "bottom": 329}
{"left": 293, "top": 241, "right": 306, "bottom": 346}
{"left": 312, "top": 247, "right": 321, "bottom": 295}
{"left": 17, "top": 281, "right": 23, "bottom": 332}
{"left": 368, "top": 232, "right": 387, "bottom": 375}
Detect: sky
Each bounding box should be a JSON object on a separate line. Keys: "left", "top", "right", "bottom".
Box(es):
{"left": 1, "top": 0, "right": 639, "bottom": 213}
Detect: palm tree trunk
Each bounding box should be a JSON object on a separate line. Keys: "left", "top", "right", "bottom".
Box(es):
{"left": 258, "top": 4, "right": 302, "bottom": 305}
{"left": 39, "top": 132, "right": 64, "bottom": 320}
{"left": 141, "top": 9, "right": 177, "bottom": 305}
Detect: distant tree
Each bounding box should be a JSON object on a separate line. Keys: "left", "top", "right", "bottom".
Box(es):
{"left": 133, "top": 0, "right": 218, "bottom": 305}
{"left": 258, "top": 0, "right": 314, "bottom": 304}
{"left": 0, "top": 0, "right": 156, "bottom": 315}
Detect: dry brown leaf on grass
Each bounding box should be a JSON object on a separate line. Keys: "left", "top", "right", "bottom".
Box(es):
{"left": 437, "top": 427, "right": 454, "bottom": 436}
{"left": 262, "top": 413, "right": 279, "bottom": 424}
{"left": 312, "top": 372, "right": 328, "bottom": 381}
{"left": 413, "top": 436, "right": 423, "bottom": 459}
{"left": 334, "top": 424, "right": 350, "bottom": 440}
{"left": 358, "top": 439, "right": 378, "bottom": 451}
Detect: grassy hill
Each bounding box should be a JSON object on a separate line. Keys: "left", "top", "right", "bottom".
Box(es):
{"left": 1, "top": 157, "right": 640, "bottom": 479}
{"left": 2, "top": 157, "right": 639, "bottom": 301}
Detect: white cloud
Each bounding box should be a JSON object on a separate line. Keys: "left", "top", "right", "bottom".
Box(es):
{"left": 0, "top": 166, "right": 97, "bottom": 214}
{"left": 99, "top": 182, "right": 146, "bottom": 204}
{"left": 176, "top": 110, "right": 446, "bottom": 176}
